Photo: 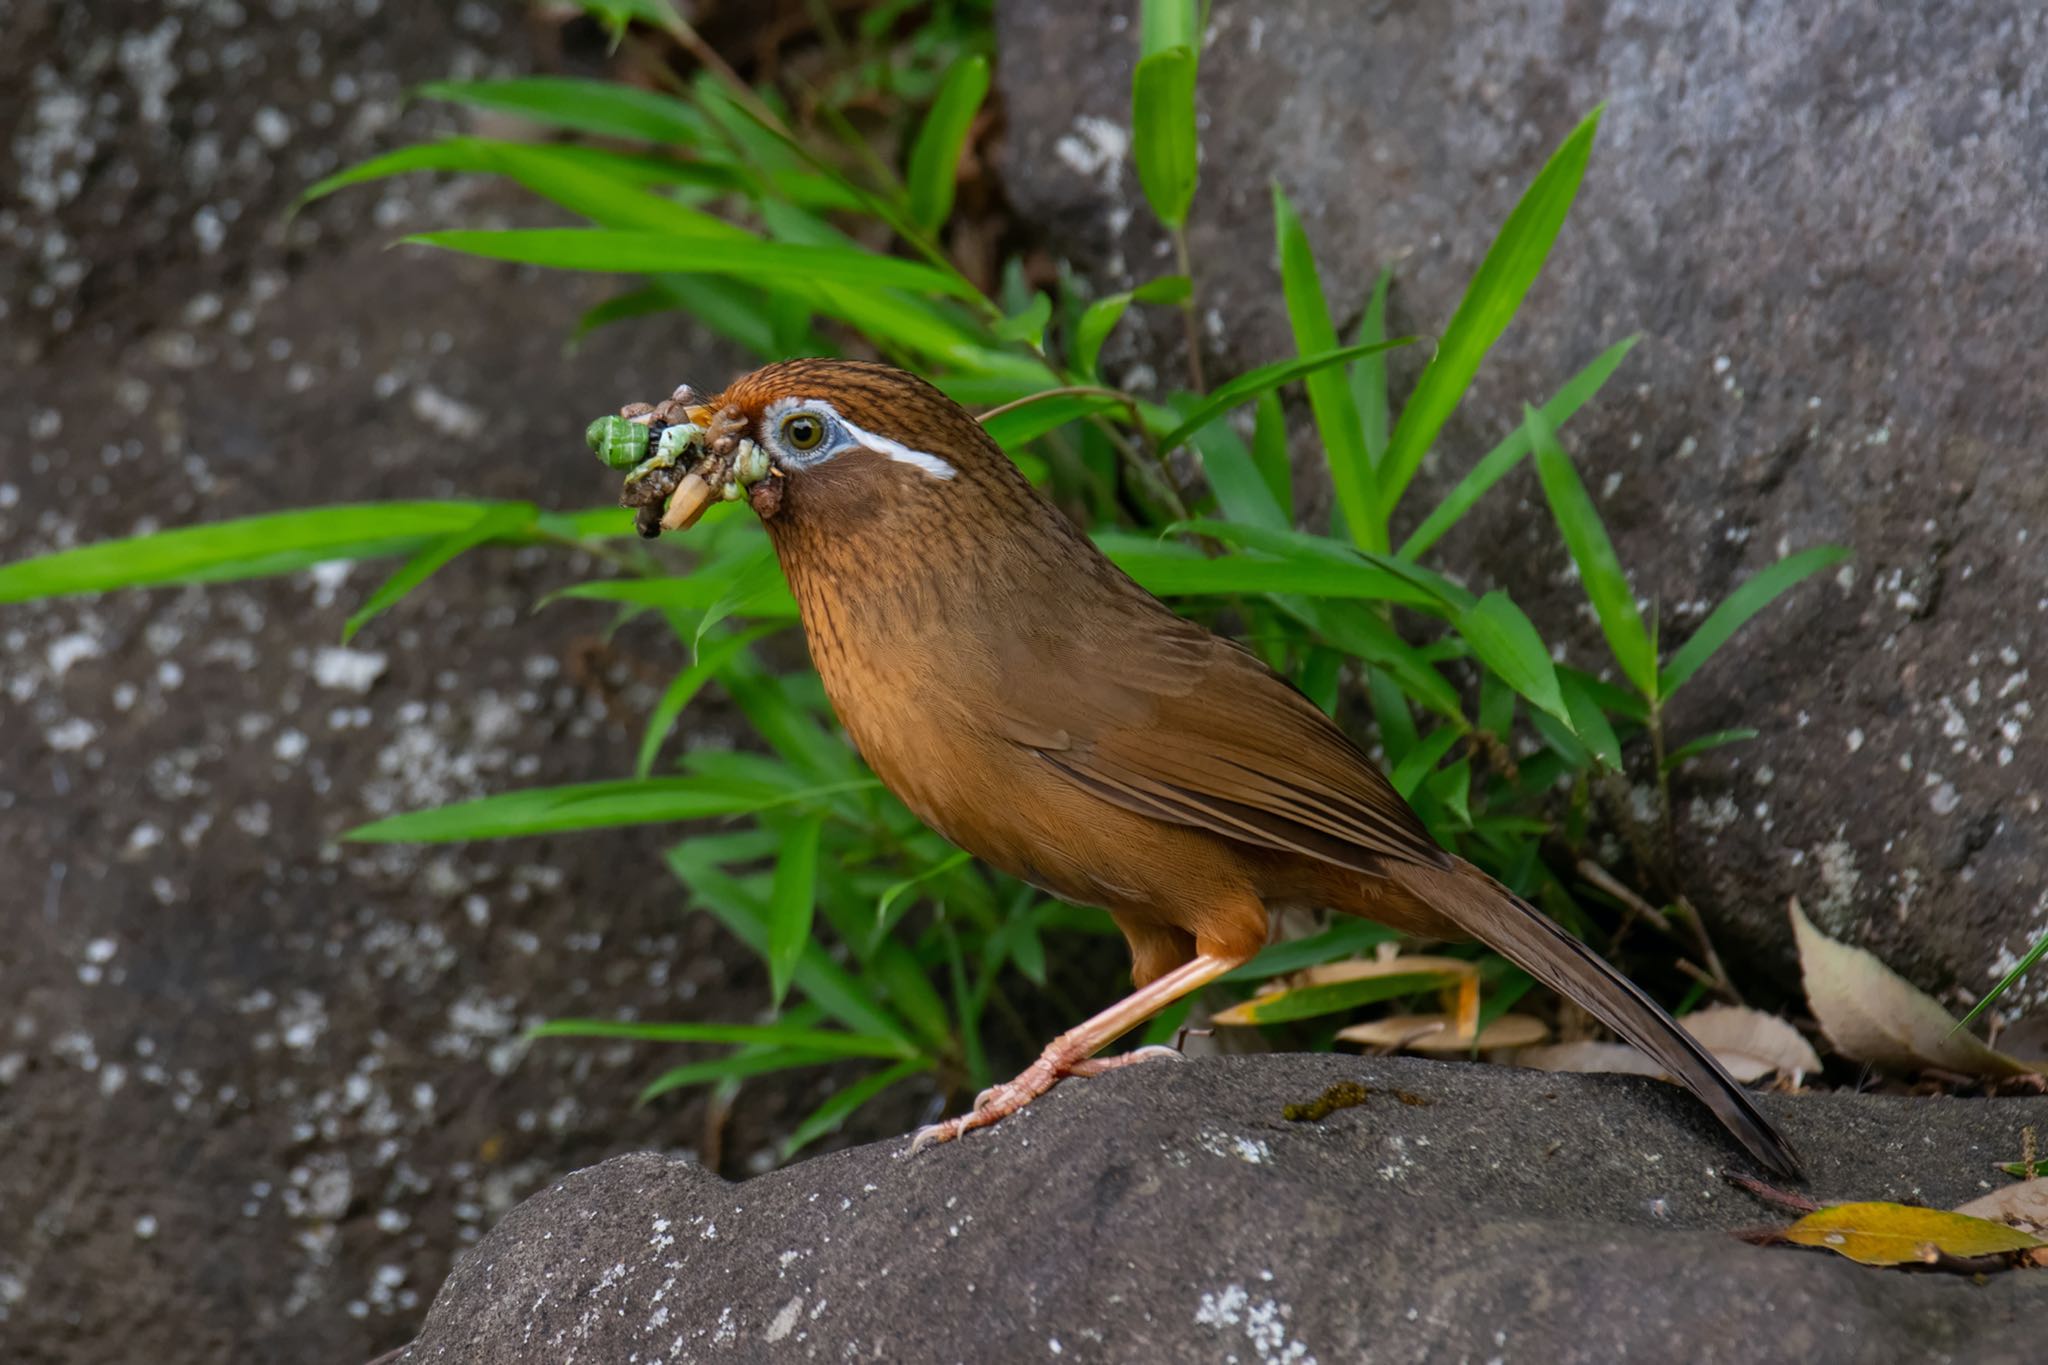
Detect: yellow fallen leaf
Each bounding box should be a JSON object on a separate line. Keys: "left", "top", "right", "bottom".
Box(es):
{"left": 1782, "top": 1201, "right": 2046, "bottom": 1266}
{"left": 1790, "top": 899, "right": 2038, "bottom": 1079}
{"left": 1955, "top": 1178, "right": 2048, "bottom": 1235}
{"left": 1213, "top": 956, "right": 1475, "bottom": 1028}
{"left": 1336, "top": 1012, "right": 1549, "bottom": 1053}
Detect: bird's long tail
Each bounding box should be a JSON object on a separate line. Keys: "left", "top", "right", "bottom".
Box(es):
{"left": 1393, "top": 857, "right": 1802, "bottom": 1178}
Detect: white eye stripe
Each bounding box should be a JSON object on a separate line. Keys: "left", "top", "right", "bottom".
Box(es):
{"left": 763, "top": 396, "right": 956, "bottom": 480}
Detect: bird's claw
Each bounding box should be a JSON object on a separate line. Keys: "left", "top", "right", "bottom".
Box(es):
{"left": 906, "top": 1044, "right": 1187, "bottom": 1154}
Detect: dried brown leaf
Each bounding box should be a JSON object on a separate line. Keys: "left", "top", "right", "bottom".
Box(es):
{"left": 1955, "top": 1178, "right": 2048, "bottom": 1235}
{"left": 1515, "top": 1040, "right": 1665, "bottom": 1077}
{"left": 1790, "top": 899, "right": 2038, "bottom": 1079}
{"left": 1680, "top": 1004, "right": 1822, "bottom": 1083}
{"left": 1337, "top": 1012, "right": 1549, "bottom": 1053}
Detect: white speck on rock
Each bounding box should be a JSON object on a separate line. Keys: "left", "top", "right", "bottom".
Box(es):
{"left": 764, "top": 1295, "right": 803, "bottom": 1342}
{"left": 46, "top": 632, "right": 102, "bottom": 677}
{"left": 1930, "top": 782, "right": 1960, "bottom": 815}
{"left": 311, "top": 646, "right": 387, "bottom": 693}
{"left": 409, "top": 384, "right": 486, "bottom": 440}
{"left": 1054, "top": 115, "right": 1129, "bottom": 184}
{"left": 46, "top": 718, "right": 98, "bottom": 751}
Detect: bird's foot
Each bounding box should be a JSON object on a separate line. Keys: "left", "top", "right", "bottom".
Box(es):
{"left": 908, "top": 1043, "right": 1185, "bottom": 1153}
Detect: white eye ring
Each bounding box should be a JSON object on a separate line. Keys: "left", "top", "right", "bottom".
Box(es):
{"left": 760, "top": 396, "right": 957, "bottom": 480}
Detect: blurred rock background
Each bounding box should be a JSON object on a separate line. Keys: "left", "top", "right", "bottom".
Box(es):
{"left": 997, "top": 0, "right": 2048, "bottom": 1013}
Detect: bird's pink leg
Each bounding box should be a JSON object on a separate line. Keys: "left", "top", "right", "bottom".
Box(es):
{"left": 910, "top": 950, "right": 1253, "bottom": 1151}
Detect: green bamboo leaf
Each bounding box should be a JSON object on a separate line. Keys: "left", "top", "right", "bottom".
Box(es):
{"left": 1661, "top": 727, "right": 1759, "bottom": 771}
{"left": 1155, "top": 338, "right": 1416, "bottom": 454}
{"left": 1366, "top": 666, "right": 1420, "bottom": 760}
{"left": 344, "top": 503, "right": 534, "bottom": 643}
{"left": 298, "top": 139, "right": 741, "bottom": 225}
{"left": 416, "top": 76, "right": 709, "bottom": 145}
{"left": 405, "top": 229, "right": 980, "bottom": 300}
{"left": 636, "top": 624, "right": 784, "bottom": 778}
{"left": 1273, "top": 185, "right": 1382, "bottom": 550}
{"left": 529, "top": 1017, "right": 909, "bottom": 1058}
{"left": 1558, "top": 670, "right": 1623, "bottom": 771}
{"left": 666, "top": 843, "right": 912, "bottom": 1046}
{"left": 1177, "top": 405, "right": 1288, "bottom": 532}
{"left": 1525, "top": 403, "right": 1657, "bottom": 699}
{"left": 781, "top": 1058, "right": 927, "bottom": 1158}
{"left": 1390, "top": 725, "right": 1463, "bottom": 799}
{"left": 1250, "top": 391, "right": 1292, "bottom": 515}
{"left": 1099, "top": 536, "right": 1438, "bottom": 606}
{"left": 1131, "top": 47, "right": 1199, "bottom": 229}
{"left": 1139, "top": 0, "right": 1199, "bottom": 52}
{"left": 571, "top": 285, "right": 675, "bottom": 346}
{"left": 638, "top": 1046, "right": 842, "bottom": 1104}
{"left": 1222, "top": 921, "right": 1398, "bottom": 982}
{"left": 0, "top": 502, "right": 526, "bottom": 603}
{"left": 767, "top": 814, "right": 823, "bottom": 1008}
{"left": 343, "top": 775, "right": 875, "bottom": 843}
{"left": 1072, "top": 274, "right": 1189, "bottom": 376}
{"left": 990, "top": 291, "right": 1053, "bottom": 347}
{"left": 871, "top": 849, "right": 973, "bottom": 949}
{"left": 1215, "top": 969, "right": 1465, "bottom": 1026}
{"left": 1381, "top": 107, "right": 1603, "bottom": 510}
{"left": 907, "top": 55, "right": 989, "bottom": 231}
{"left": 1457, "top": 590, "right": 1570, "bottom": 725}
{"left": 1350, "top": 265, "right": 1395, "bottom": 465}
{"left": 1659, "top": 544, "right": 1851, "bottom": 695}
{"left": 978, "top": 393, "right": 1126, "bottom": 450}
{"left": 1426, "top": 757, "right": 1474, "bottom": 828}
{"left": 1399, "top": 336, "right": 1638, "bottom": 560}
{"left": 1277, "top": 597, "right": 1468, "bottom": 724}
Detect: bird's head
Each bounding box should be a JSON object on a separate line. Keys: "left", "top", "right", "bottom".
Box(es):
{"left": 679, "top": 359, "right": 1021, "bottom": 538}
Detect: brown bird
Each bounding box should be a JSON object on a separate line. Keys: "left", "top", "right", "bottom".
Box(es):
{"left": 657, "top": 357, "right": 1799, "bottom": 1177}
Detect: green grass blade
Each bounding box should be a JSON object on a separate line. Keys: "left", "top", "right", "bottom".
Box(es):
{"left": 1400, "top": 336, "right": 1637, "bottom": 561}
{"left": 1132, "top": 48, "right": 1199, "bottom": 229}
{"left": 907, "top": 55, "right": 989, "bottom": 232}
{"left": 1272, "top": 184, "right": 1382, "bottom": 550}
{"left": 1381, "top": 107, "right": 1603, "bottom": 511}
{"left": 1661, "top": 727, "right": 1759, "bottom": 771}
{"left": 405, "top": 229, "right": 980, "bottom": 300}
{"left": 1525, "top": 403, "right": 1656, "bottom": 699}
{"left": 781, "top": 1058, "right": 927, "bottom": 1159}
{"left": 1457, "top": 590, "right": 1571, "bottom": 726}
{"left": 343, "top": 775, "right": 876, "bottom": 843}
{"left": 0, "top": 502, "right": 524, "bottom": 603}
{"left": 416, "top": 76, "right": 710, "bottom": 145}
{"left": 529, "top": 1018, "right": 910, "bottom": 1058}
{"left": 1658, "top": 544, "right": 1851, "bottom": 696}
{"left": 1154, "top": 338, "right": 1415, "bottom": 454}
{"left": 1276, "top": 596, "right": 1468, "bottom": 724}
{"left": 1956, "top": 928, "right": 2048, "bottom": 1032}
{"left": 343, "top": 503, "right": 534, "bottom": 643}
{"left": 766, "top": 814, "right": 823, "bottom": 1009}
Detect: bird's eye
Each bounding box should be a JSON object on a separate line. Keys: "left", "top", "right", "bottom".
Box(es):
{"left": 781, "top": 412, "right": 826, "bottom": 452}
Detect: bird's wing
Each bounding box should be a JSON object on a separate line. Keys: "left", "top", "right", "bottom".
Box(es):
{"left": 986, "top": 600, "right": 1449, "bottom": 875}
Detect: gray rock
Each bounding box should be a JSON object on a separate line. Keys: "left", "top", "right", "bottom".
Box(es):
{"left": 994, "top": 1, "right": 2048, "bottom": 1016}
{"left": 0, "top": 5, "right": 872, "bottom": 1363}
{"left": 394, "top": 1053, "right": 2048, "bottom": 1364}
